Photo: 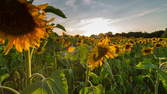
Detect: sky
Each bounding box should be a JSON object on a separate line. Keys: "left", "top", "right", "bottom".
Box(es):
{"left": 34, "top": 0, "right": 167, "bottom": 36}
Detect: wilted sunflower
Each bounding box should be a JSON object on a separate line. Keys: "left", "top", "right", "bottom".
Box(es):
{"left": 87, "top": 38, "right": 117, "bottom": 70}
{"left": 0, "top": 0, "right": 52, "bottom": 54}
{"left": 142, "top": 47, "right": 153, "bottom": 56}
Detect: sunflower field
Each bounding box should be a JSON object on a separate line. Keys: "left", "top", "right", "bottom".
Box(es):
{"left": 1, "top": 0, "right": 167, "bottom": 94}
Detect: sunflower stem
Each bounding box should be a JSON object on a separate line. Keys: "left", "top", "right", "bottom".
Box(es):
{"left": 85, "top": 65, "right": 90, "bottom": 86}
{"left": 26, "top": 50, "right": 32, "bottom": 86}
{"left": 154, "top": 57, "right": 160, "bottom": 94}
{"left": 155, "top": 70, "right": 159, "bottom": 94}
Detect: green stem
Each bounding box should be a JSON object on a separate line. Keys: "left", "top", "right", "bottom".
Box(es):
{"left": 155, "top": 70, "right": 159, "bottom": 94}
{"left": 30, "top": 73, "right": 46, "bottom": 80}
{"left": 26, "top": 50, "right": 32, "bottom": 86}
{"left": 154, "top": 56, "right": 160, "bottom": 94}
{"left": 0, "top": 86, "right": 20, "bottom": 94}
{"left": 85, "top": 65, "right": 90, "bottom": 85}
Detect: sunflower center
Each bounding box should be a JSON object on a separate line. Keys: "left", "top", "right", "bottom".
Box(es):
{"left": 93, "top": 46, "right": 108, "bottom": 61}
{"left": 155, "top": 44, "right": 162, "bottom": 47}
{"left": 0, "top": 0, "right": 36, "bottom": 36}
{"left": 144, "top": 49, "right": 151, "bottom": 53}
{"left": 125, "top": 44, "right": 131, "bottom": 49}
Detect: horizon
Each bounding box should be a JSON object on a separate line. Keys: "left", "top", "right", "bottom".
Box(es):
{"left": 34, "top": 0, "right": 167, "bottom": 36}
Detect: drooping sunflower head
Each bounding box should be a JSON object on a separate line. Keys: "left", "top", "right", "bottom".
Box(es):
{"left": 0, "top": 0, "right": 53, "bottom": 54}
{"left": 0, "top": 0, "right": 37, "bottom": 36}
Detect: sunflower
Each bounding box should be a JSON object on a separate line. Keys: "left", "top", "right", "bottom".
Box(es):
{"left": 0, "top": 38, "right": 4, "bottom": 44}
{"left": 142, "top": 47, "right": 154, "bottom": 56}
{"left": 67, "top": 46, "right": 75, "bottom": 53}
{"left": 0, "top": 0, "right": 53, "bottom": 54}
{"left": 124, "top": 43, "right": 133, "bottom": 52}
{"left": 87, "top": 38, "right": 117, "bottom": 70}
{"left": 154, "top": 43, "right": 162, "bottom": 48}
{"left": 76, "top": 39, "right": 84, "bottom": 46}
{"left": 34, "top": 47, "right": 45, "bottom": 55}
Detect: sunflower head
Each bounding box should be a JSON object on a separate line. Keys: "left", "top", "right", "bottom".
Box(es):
{"left": 67, "top": 46, "right": 75, "bottom": 53}
{"left": 142, "top": 47, "right": 153, "bottom": 56}
{"left": 0, "top": 0, "right": 36, "bottom": 36}
{"left": 154, "top": 43, "right": 162, "bottom": 48}
{"left": 0, "top": 0, "right": 52, "bottom": 54}
{"left": 124, "top": 43, "right": 133, "bottom": 52}
{"left": 77, "top": 39, "right": 84, "bottom": 46}
{"left": 87, "top": 44, "right": 117, "bottom": 70}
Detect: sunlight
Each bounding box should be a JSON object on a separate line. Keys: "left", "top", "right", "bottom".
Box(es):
{"left": 76, "top": 18, "right": 118, "bottom": 36}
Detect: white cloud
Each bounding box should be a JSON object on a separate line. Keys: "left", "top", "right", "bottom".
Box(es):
{"left": 65, "top": 0, "right": 76, "bottom": 7}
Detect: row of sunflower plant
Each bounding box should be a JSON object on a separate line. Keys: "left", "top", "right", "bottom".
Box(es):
{"left": 1, "top": 0, "right": 167, "bottom": 94}
{"left": 1, "top": 30, "right": 167, "bottom": 93}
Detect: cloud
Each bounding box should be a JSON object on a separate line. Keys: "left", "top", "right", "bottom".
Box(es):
{"left": 66, "top": 17, "right": 119, "bottom": 36}
{"left": 65, "top": 0, "right": 76, "bottom": 7}
{"left": 112, "top": 8, "right": 160, "bottom": 23}
{"left": 82, "top": 0, "right": 94, "bottom": 5}
{"left": 66, "top": 7, "right": 161, "bottom": 36}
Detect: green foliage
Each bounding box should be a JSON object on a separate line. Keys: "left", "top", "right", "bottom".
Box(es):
{"left": 79, "top": 84, "right": 105, "bottom": 94}
{"left": 45, "top": 6, "right": 67, "bottom": 18}
{"left": 22, "top": 71, "right": 68, "bottom": 94}
{"left": 56, "top": 24, "right": 67, "bottom": 32}
{"left": 1, "top": 35, "right": 167, "bottom": 94}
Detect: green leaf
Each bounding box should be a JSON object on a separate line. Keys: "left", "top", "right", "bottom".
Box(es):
{"left": 27, "top": 0, "right": 34, "bottom": 3}
{"left": 158, "top": 70, "right": 167, "bottom": 90}
{"left": 0, "top": 73, "right": 10, "bottom": 84}
{"left": 136, "top": 58, "right": 157, "bottom": 69}
{"left": 46, "top": 71, "right": 68, "bottom": 94}
{"left": 22, "top": 71, "right": 68, "bottom": 94}
{"left": 79, "top": 84, "right": 105, "bottom": 94}
{"left": 45, "top": 6, "right": 67, "bottom": 18}
{"left": 32, "top": 88, "right": 48, "bottom": 94}
{"left": 79, "top": 87, "right": 89, "bottom": 94}
{"left": 56, "top": 24, "right": 66, "bottom": 32}
{"left": 89, "top": 72, "right": 101, "bottom": 84}
{"left": 21, "top": 81, "right": 50, "bottom": 94}
{"left": 158, "top": 70, "right": 167, "bottom": 80}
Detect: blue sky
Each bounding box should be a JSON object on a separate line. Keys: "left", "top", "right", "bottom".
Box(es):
{"left": 34, "top": 0, "right": 167, "bottom": 36}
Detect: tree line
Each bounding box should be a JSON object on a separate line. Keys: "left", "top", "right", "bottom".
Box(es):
{"left": 103, "top": 28, "right": 167, "bottom": 38}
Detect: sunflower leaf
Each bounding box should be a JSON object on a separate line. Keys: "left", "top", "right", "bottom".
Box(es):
{"left": 27, "top": 0, "right": 34, "bottom": 3}
{"left": 56, "top": 24, "right": 66, "bottom": 32}
{"left": 79, "top": 84, "right": 105, "bottom": 94}
{"left": 45, "top": 6, "right": 67, "bottom": 18}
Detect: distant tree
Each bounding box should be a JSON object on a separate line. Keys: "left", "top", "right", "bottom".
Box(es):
{"left": 106, "top": 32, "right": 113, "bottom": 37}
{"left": 94, "top": 28, "right": 167, "bottom": 38}
{"left": 161, "top": 28, "right": 167, "bottom": 38}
